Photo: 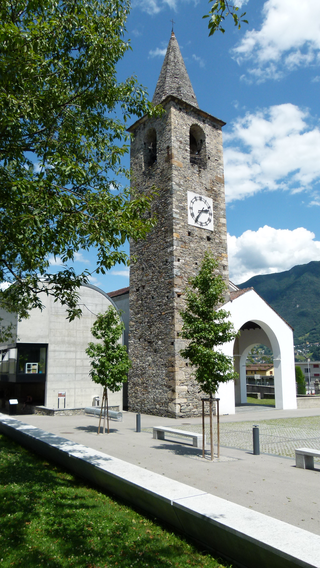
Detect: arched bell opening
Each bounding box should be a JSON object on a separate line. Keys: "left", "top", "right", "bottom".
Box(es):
{"left": 190, "top": 124, "right": 206, "bottom": 168}
{"left": 144, "top": 128, "right": 157, "bottom": 168}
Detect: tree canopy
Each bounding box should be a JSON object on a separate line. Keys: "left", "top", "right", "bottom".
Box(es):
{"left": 86, "top": 307, "right": 130, "bottom": 392}
{"left": 295, "top": 366, "right": 306, "bottom": 395}
{"left": 0, "top": 0, "right": 157, "bottom": 321}
{"left": 180, "top": 252, "right": 238, "bottom": 396}
{"left": 203, "top": 1, "right": 248, "bottom": 35}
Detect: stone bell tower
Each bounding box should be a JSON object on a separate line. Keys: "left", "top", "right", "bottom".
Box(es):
{"left": 128, "top": 32, "right": 229, "bottom": 417}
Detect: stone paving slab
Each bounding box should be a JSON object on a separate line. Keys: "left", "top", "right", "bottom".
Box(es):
{"left": 4, "top": 406, "right": 320, "bottom": 537}
{"left": 155, "top": 415, "right": 320, "bottom": 461}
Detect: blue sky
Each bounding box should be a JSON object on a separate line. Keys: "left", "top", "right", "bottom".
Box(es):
{"left": 51, "top": 0, "right": 320, "bottom": 291}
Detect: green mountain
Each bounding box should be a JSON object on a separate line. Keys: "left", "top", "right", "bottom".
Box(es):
{"left": 237, "top": 261, "right": 320, "bottom": 350}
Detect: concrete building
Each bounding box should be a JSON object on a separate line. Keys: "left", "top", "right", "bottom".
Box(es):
{"left": 108, "top": 286, "right": 130, "bottom": 409}
{"left": 246, "top": 364, "right": 274, "bottom": 377}
{"left": 295, "top": 360, "right": 320, "bottom": 394}
{"left": 0, "top": 284, "right": 123, "bottom": 411}
{"left": 246, "top": 364, "right": 275, "bottom": 399}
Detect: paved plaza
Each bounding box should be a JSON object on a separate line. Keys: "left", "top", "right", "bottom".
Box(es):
{"left": 9, "top": 405, "right": 320, "bottom": 538}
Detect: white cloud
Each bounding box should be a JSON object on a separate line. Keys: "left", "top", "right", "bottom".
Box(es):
{"left": 48, "top": 252, "right": 89, "bottom": 266}
{"left": 48, "top": 255, "right": 63, "bottom": 267}
{"left": 133, "top": 0, "right": 162, "bottom": 15}
{"left": 233, "top": 0, "right": 320, "bottom": 80}
{"left": 132, "top": 28, "right": 143, "bottom": 37}
{"left": 149, "top": 47, "right": 167, "bottom": 58}
{"left": 228, "top": 225, "right": 320, "bottom": 283}
{"left": 192, "top": 54, "right": 205, "bottom": 68}
{"left": 133, "top": 0, "right": 197, "bottom": 16}
{"left": 74, "top": 252, "right": 89, "bottom": 264}
{"left": 87, "top": 274, "right": 102, "bottom": 287}
{"left": 235, "top": 0, "right": 249, "bottom": 7}
{"left": 111, "top": 268, "right": 130, "bottom": 278}
{"left": 33, "top": 162, "right": 42, "bottom": 173}
{"left": 224, "top": 103, "right": 320, "bottom": 202}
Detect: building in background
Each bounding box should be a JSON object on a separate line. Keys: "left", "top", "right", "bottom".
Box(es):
{"left": 0, "top": 284, "right": 124, "bottom": 411}
{"left": 246, "top": 363, "right": 275, "bottom": 400}
{"left": 295, "top": 361, "right": 320, "bottom": 394}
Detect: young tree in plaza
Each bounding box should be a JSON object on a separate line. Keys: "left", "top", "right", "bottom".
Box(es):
{"left": 86, "top": 307, "right": 130, "bottom": 434}
{"left": 0, "top": 0, "right": 157, "bottom": 322}
{"left": 295, "top": 366, "right": 306, "bottom": 395}
{"left": 180, "top": 252, "right": 238, "bottom": 457}
{"left": 180, "top": 252, "right": 238, "bottom": 396}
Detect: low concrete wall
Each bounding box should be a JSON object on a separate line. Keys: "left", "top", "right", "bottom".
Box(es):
{"left": 297, "top": 396, "right": 320, "bottom": 409}
{"left": 0, "top": 414, "right": 319, "bottom": 568}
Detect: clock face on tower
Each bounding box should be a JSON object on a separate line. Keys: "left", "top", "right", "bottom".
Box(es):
{"left": 187, "top": 191, "right": 214, "bottom": 231}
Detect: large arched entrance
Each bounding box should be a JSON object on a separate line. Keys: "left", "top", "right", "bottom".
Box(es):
{"left": 217, "top": 288, "right": 297, "bottom": 415}
{"left": 233, "top": 320, "right": 281, "bottom": 407}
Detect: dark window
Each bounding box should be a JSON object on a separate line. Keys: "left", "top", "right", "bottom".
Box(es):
{"left": 190, "top": 124, "right": 206, "bottom": 168}
{"left": 17, "top": 344, "right": 47, "bottom": 375}
{"left": 144, "top": 128, "right": 157, "bottom": 168}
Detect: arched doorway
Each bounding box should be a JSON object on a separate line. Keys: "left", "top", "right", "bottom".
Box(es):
{"left": 233, "top": 321, "right": 277, "bottom": 407}
{"left": 217, "top": 287, "right": 297, "bottom": 415}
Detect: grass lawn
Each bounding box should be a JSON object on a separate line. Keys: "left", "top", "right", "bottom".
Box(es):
{"left": 0, "top": 434, "right": 231, "bottom": 568}
{"left": 246, "top": 396, "right": 275, "bottom": 406}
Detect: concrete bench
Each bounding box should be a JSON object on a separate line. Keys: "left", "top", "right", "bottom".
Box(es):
{"left": 247, "top": 392, "right": 261, "bottom": 399}
{"left": 153, "top": 426, "right": 203, "bottom": 448}
{"left": 85, "top": 407, "right": 122, "bottom": 421}
{"left": 295, "top": 447, "right": 320, "bottom": 469}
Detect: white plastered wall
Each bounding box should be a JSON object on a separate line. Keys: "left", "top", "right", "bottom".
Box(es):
{"left": 17, "top": 285, "right": 124, "bottom": 410}
{"left": 217, "top": 289, "right": 297, "bottom": 415}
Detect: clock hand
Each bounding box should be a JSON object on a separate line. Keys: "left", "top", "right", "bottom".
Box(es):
{"left": 195, "top": 208, "right": 209, "bottom": 223}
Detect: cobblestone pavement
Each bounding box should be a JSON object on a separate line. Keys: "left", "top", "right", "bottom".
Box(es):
{"left": 145, "top": 415, "right": 320, "bottom": 461}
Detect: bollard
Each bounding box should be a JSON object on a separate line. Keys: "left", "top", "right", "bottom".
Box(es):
{"left": 253, "top": 425, "right": 260, "bottom": 455}
{"left": 136, "top": 413, "right": 141, "bottom": 432}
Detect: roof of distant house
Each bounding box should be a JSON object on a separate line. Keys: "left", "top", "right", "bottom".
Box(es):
{"left": 108, "top": 287, "right": 129, "bottom": 298}
{"left": 246, "top": 364, "right": 274, "bottom": 371}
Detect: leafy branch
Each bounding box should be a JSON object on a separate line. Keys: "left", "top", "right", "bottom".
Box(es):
{"left": 203, "top": 1, "right": 248, "bottom": 35}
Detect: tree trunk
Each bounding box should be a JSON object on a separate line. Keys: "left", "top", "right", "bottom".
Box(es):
{"left": 202, "top": 399, "right": 205, "bottom": 458}
{"left": 209, "top": 396, "right": 214, "bottom": 461}
{"left": 103, "top": 387, "right": 107, "bottom": 434}
{"left": 106, "top": 388, "right": 110, "bottom": 434}
{"left": 216, "top": 398, "right": 220, "bottom": 458}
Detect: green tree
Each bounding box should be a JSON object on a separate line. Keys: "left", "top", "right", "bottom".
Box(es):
{"left": 180, "top": 252, "right": 238, "bottom": 397}
{"left": 0, "top": 0, "right": 158, "bottom": 322}
{"left": 86, "top": 307, "right": 131, "bottom": 433}
{"left": 295, "top": 366, "right": 306, "bottom": 395}
{"left": 203, "top": 1, "right": 248, "bottom": 36}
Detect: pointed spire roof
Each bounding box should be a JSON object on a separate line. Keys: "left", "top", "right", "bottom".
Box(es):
{"left": 152, "top": 32, "right": 199, "bottom": 108}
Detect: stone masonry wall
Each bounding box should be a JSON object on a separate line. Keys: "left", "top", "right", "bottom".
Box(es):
{"left": 128, "top": 98, "right": 229, "bottom": 417}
